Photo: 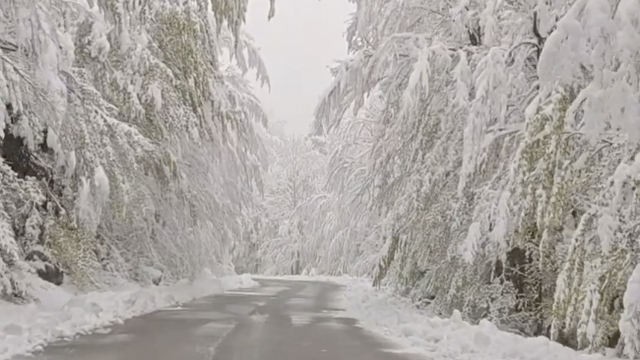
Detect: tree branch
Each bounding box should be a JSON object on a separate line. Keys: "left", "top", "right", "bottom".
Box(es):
{"left": 0, "top": 39, "right": 18, "bottom": 52}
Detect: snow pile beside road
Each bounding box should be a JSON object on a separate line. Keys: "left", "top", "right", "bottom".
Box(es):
{"left": 333, "top": 276, "right": 615, "bottom": 360}
{"left": 0, "top": 272, "right": 257, "bottom": 360}
{"left": 232, "top": 274, "right": 618, "bottom": 360}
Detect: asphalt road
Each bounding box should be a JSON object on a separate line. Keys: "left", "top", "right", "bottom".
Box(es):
{"left": 13, "top": 278, "right": 416, "bottom": 360}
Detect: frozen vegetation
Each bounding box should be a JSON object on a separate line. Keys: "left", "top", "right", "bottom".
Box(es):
{"left": 250, "top": 0, "right": 640, "bottom": 358}
{"left": 0, "top": 0, "right": 271, "bottom": 294}
{"left": 3, "top": 0, "right": 640, "bottom": 359}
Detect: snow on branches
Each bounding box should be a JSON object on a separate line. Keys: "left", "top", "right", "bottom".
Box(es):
{"left": 0, "top": 0, "right": 270, "bottom": 298}
{"left": 305, "top": 0, "right": 640, "bottom": 354}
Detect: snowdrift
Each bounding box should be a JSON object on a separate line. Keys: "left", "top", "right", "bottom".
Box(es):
{"left": 333, "top": 276, "right": 615, "bottom": 360}
{"left": 0, "top": 273, "right": 257, "bottom": 360}
{"left": 255, "top": 274, "right": 615, "bottom": 360}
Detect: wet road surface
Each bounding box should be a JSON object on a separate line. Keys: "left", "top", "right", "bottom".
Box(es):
{"left": 14, "top": 278, "right": 416, "bottom": 360}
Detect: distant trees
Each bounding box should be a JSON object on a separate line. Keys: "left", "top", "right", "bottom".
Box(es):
{"left": 250, "top": 124, "right": 326, "bottom": 275}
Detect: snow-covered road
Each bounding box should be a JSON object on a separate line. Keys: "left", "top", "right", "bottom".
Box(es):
{"left": 0, "top": 273, "right": 257, "bottom": 360}
{"left": 3, "top": 275, "right": 619, "bottom": 360}
{"left": 11, "top": 278, "right": 415, "bottom": 360}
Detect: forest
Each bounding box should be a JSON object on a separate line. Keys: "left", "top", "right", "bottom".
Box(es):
{"left": 2, "top": 0, "right": 640, "bottom": 358}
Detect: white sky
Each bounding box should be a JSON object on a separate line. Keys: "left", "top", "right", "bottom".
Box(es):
{"left": 244, "top": 0, "right": 354, "bottom": 135}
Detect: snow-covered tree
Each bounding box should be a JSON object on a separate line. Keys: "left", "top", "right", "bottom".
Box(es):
{"left": 307, "top": 0, "right": 640, "bottom": 355}
{"left": 0, "top": 0, "right": 272, "bottom": 298}
{"left": 248, "top": 123, "right": 326, "bottom": 275}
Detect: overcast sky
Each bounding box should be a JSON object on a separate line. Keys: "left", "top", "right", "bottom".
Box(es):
{"left": 244, "top": 0, "right": 354, "bottom": 135}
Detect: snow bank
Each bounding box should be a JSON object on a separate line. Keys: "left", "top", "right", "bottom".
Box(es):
{"left": 329, "top": 276, "right": 615, "bottom": 360}
{"left": 0, "top": 272, "right": 257, "bottom": 360}
{"left": 256, "top": 274, "right": 616, "bottom": 360}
